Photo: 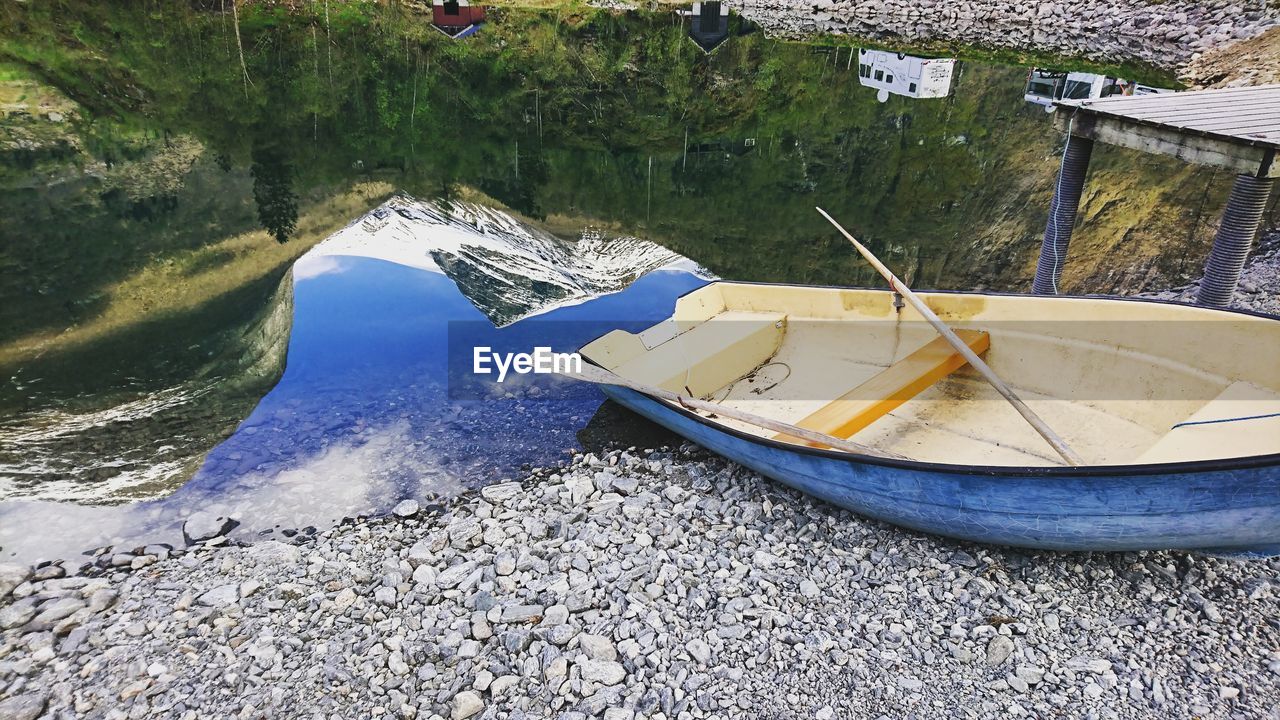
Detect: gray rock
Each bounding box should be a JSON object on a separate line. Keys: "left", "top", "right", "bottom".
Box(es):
{"left": 501, "top": 630, "right": 533, "bottom": 653}
{"left": 1066, "top": 656, "right": 1111, "bottom": 674}
{"left": 0, "top": 563, "right": 29, "bottom": 599}
{"left": 536, "top": 624, "right": 575, "bottom": 645}
{"left": 986, "top": 635, "right": 1015, "bottom": 666}
{"left": 447, "top": 517, "right": 482, "bottom": 548}
{"left": 0, "top": 692, "right": 46, "bottom": 720}
{"left": 32, "top": 597, "right": 84, "bottom": 624}
{"left": 88, "top": 589, "right": 118, "bottom": 609}
{"left": 579, "top": 633, "right": 618, "bottom": 662}
{"left": 578, "top": 659, "right": 626, "bottom": 685}
{"left": 480, "top": 482, "right": 522, "bottom": 503}
{"left": 799, "top": 580, "right": 820, "bottom": 598}
{"left": 197, "top": 584, "right": 240, "bottom": 608}
{"left": 611, "top": 475, "right": 640, "bottom": 495}
{"left": 392, "top": 499, "right": 420, "bottom": 518}
{"left": 451, "top": 690, "right": 484, "bottom": 719}
{"left": 244, "top": 540, "right": 302, "bottom": 566}
{"left": 0, "top": 598, "right": 38, "bottom": 629}
{"left": 110, "top": 553, "right": 136, "bottom": 567}
{"left": 687, "top": 638, "right": 712, "bottom": 665}
{"left": 542, "top": 604, "right": 569, "bottom": 625}
{"left": 501, "top": 604, "right": 544, "bottom": 623}
{"left": 182, "top": 511, "right": 238, "bottom": 544}
{"left": 408, "top": 539, "right": 437, "bottom": 567}
{"left": 31, "top": 564, "right": 63, "bottom": 581}
{"left": 494, "top": 552, "right": 516, "bottom": 576}
{"left": 436, "top": 562, "right": 477, "bottom": 589}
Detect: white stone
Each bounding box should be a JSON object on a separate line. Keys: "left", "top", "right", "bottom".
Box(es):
{"left": 986, "top": 636, "right": 1015, "bottom": 666}
{"left": 578, "top": 659, "right": 626, "bottom": 685}
{"left": 197, "top": 584, "right": 239, "bottom": 608}
{"left": 451, "top": 690, "right": 484, "bottom": 720}
{"left": 182, "top": 511, "right": 237, "bottom": 543}
{"left": 481, "top": 482, "right": 522, "bottom": 503}
{"left": 0, "top": 564, "right": 30, "bottom": 599}
{"left": 392, "top": 499, "right": 420, "bottom": 518}
{"left": 579, "top": 633, "right": 618, "bottom": 662}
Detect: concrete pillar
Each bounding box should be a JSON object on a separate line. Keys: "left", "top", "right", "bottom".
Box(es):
{"left": 1032, "top": 134, "right": 1095, "bottom": 295}
{"left": 1196, "top": 173, "right": 1275, "bottom": 308}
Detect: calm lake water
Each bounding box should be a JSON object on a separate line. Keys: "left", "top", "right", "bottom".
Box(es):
{"left": 0, "top": 2, "right": 1215, "bottom": 562}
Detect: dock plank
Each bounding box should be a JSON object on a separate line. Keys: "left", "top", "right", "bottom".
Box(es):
{"left": 1056, "top": 84, "right": 1280, "bottom": 174}
{"left": 1059, "top": 84, "right": 1280, "bottom": 149}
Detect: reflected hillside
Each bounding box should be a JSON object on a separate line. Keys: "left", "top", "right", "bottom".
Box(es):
{"left": 2, "top": 2, "right": 1219, "bottom": 314}
{"left": 0, "top": 1, "right": 1235, "bottom": 504}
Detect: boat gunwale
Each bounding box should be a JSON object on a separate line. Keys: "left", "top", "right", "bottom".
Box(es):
{"left": 582, "top": 280, "right": 1280, "bottom": 478}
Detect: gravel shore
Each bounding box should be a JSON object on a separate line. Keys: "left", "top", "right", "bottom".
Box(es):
{"left": 3, "top": 446, "right": 1279, "bottom": 720}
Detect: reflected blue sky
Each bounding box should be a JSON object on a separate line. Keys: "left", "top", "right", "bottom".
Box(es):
{"left": 186, "top": 255, "right": 707, "bottom": 497}
{"left": 0, "top": 198, "right": 711, "bottom": 563}
{"left": 0, "top": 233, "right": 708, "bottom": 562}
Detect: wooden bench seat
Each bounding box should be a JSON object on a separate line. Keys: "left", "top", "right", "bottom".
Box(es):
{"left": 775, "top": 329, "right": 990, "bottom": 448}
{"left": 612, "top": 311, "right": 787, "bottom": 398}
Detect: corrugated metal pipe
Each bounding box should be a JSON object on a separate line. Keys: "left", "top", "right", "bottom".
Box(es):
{"left": 1196, "top": 174, "right": 1275, "bottom": 308}
{"left": 1032, "top": 134, "right": 1094, "bottom": 295}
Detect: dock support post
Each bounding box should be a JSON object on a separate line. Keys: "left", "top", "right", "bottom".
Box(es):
{"left": 1196, "top": 174, "right": 1275, "bottom": 308}
{"left": 1032, "top": 134, "right": 1094, "bottom": 295}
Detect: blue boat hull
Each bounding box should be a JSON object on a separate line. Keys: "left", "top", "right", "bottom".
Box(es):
{"left": 603, "top": 386, "right": 1280, "bottom": 554}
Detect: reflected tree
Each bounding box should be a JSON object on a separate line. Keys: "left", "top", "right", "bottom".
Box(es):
{"left": 250, "top": 144, "right": 298, "bottom": 243}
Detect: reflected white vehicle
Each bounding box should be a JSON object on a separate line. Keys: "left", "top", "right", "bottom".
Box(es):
{"left": 856, "top": 49, "right": 957, "bottom": 102}
{"left": 1024, "top": 69, "right": 1172, "bottom": 111}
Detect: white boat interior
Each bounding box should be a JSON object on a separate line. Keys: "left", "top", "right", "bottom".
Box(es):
{"left": 580, "top": 283, "right": 1280, "bottom": 467}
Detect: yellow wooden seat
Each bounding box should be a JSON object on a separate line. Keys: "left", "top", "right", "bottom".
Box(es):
{"left": 775, "top": 329, "right": 990, "bottom": 448}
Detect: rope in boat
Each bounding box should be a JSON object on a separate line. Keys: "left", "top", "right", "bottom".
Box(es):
{"left": 1171, "top": 412, "right": 1280, "bottom": 430}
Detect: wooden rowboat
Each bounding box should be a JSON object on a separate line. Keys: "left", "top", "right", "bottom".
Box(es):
{"left": 579, "top": 282, "right": 1280, "bottom": 554}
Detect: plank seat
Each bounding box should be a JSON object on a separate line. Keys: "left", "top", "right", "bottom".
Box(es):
{"left": 612, "top": 311, "right": 787, "bottom": 398}
{"left": 1136, "top": 381, "right": 1280, "bottom": 464}
{"left": 775, "top": 329, "right": 990, "bottom": 448}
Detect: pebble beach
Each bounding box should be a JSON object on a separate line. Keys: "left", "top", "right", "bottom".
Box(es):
{"left": 3, "top": 445, "right": 1279, "bottom": 720}
{"left": 4, "top": 0, "right": 1280, "bottom": 716}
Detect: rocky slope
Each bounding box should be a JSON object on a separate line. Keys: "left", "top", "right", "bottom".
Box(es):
{"left": 1182, "top": 25, "right": 1280, "bottom": 88}
{"left": 733, "top": 0, "right": 1277, "bottom": 70}
{"left": 2, "top": 447, "right": 1278, "bottom": 720}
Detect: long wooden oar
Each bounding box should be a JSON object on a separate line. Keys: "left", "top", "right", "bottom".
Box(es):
{"left": 816, "top": 207, "right": 1085, "bottom": 467}
{"left": 561, "top": 363, "right": 911, "bottom": 461}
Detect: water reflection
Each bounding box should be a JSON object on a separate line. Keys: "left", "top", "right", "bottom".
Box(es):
{"left": 855, "top": 49, "right": 958, "bottom": 102}
{"left": 1022, "top": 68, "right": 1174, "bottom": 110}
{"left": 0, "top": 1, "right": 1223, "bottom": 562}
{"left": 0, "top": 197, "right": 708, "bottom": 562}
{"left": 682, "top": 2, "right": 732, "bottom": 54}
{"left": 433, "top": 0, "right": 487, "bottom": 39}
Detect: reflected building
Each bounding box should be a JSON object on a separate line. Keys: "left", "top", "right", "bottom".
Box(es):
{"left": 680, "top": 2, "right": 731, "bottom": 54}
{"left": 856, "top": 49, "right": 957, "bottom": 102}
{"left": 432, "top": 0, "right": 486, "bottom": 39}
{"left": 1023, "top": 69, "right": 1172, "bottom": 110}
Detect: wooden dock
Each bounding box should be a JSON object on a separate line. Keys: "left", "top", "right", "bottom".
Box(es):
{"left": 1052, "top": 84, "right": 1279, "bottom": 178}
{"left": 1033, "top": 83, "right": 1279, "bottom": 305}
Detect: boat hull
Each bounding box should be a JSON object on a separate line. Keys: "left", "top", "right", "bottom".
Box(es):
{"left": 603, "top": 386, "right": 1280, "bottom": 554}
